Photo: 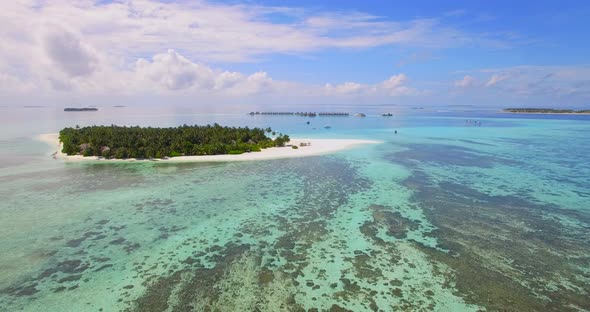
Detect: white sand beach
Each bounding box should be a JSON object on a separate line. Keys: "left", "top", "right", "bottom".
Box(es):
{"left": 38, "top": 133, "right": 380, "bottom": 162}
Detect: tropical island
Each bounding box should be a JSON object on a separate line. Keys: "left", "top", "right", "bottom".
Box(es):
{"left": 58, "top": 124, "right": 290, "bottom": 159}
{"left": 503, "top": 108, "right": 590, "bottom": 114}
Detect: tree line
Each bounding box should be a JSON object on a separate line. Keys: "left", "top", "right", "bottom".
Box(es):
{"left": 59, "top": 124, "right": 290, "bottom": 159}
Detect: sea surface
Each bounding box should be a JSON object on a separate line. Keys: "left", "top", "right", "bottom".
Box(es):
{"left": 0, "top": 105, "right": 589, "bottom": 311}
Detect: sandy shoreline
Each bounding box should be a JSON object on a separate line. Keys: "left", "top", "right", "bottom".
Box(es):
{"left": 38, "top": 133, "right": 381, "bottom": 162}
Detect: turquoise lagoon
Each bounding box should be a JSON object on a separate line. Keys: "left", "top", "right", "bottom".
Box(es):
{"left": 0, "top": 106, "right": 589, "bottom": 311}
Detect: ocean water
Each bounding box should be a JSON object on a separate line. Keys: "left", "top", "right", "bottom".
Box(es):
{"left": 0, "top": 106, "right": 589, "bottom": 311}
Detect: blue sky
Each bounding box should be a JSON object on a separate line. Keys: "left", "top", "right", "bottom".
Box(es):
{"left": 1, "top": 0, "right": 589, "bottom": 107}
{"left": 224, "top": 0, "right": 590, "bottom": 81}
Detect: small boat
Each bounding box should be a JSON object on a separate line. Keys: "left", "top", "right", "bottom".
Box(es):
{"left": 354, "top": 113, "right": 366, "bottom": 117}
{"left": 323, "top": 125, "right": 331, "bottom": 129}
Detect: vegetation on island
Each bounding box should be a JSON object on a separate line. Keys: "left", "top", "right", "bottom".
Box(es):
{"left": 504, "top": 108, "right": 590, "bottom": 114}
{"left": 59, "top": 124, "right": 290, "bottom": 159}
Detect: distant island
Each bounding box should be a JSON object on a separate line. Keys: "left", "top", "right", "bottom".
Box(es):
{"left": 249, "top": 112, "right": 350, "bottom": 117}
{"left": 64, "top": 107, "right": 98, "bottom": 112}
{"left": 59, "top": 124, "right": 290, "bottom": 159}
{"left": 503, "top": 108, "right": 590, "bottom": 114}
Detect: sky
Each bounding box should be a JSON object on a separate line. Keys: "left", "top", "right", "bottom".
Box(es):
{"left": 1, "top": 0, "right": 589, "bottom": 108}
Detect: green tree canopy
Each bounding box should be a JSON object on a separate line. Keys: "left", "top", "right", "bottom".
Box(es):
{"left": 59, "top": 124, "right": 290, "bottom": 159}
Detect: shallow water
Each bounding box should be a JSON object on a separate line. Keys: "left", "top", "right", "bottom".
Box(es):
{"left": 0, "top": 107, "right": 589, "bottom": 311}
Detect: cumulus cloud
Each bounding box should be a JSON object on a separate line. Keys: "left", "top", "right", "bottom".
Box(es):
{"left": 0, "top": 0, "right": 434, "bottom": 99}
{"left": 485, "top": 74, "right": 508, "bottom": 87}
{"left": 41, "top": 25, "right": 98, "bottom": 77}
{"left": 132, "top": 50, "right": 283, "bottom": 95}
{"left": 454, "top": 75, "right": 476, "bottom": 88}
{"left": 9, "top": 0, "right": 582, "bottom": 105}
{"left": 243, "top": 72, "right": 275, "bottom": 94}
{"left": 0, "top": 23, "right": 420, "bottom": 99}
{"left": 324, "top": 82, "right": 364, "bottom": 95}
{"left": 379, "top": 74, "right": 417, "bottom": 95}
{"left": 324, "top": 74, "right": 417, "bottom": 97}
{"left": 380, "top": 74, "right": 407, "bottom": 89}
{"left": 136, "top": 49, "right": 214, "bottom": 90}
{"left": 0, "top": 0, "right": 495, "bottom": 67}
{"left": 215, "top": 71, "right": 245, "bottom": 90}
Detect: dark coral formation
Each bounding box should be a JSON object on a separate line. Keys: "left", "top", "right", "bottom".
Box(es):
{"left": 392, "top": 143, "right": 590, "bottom": 312}
{"left": 2, "top": 139, "right": 589, "bottom": 311}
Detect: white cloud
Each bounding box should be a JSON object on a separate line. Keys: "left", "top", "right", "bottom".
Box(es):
{"left": 471, "top": 65, "right": 590, "bottom": 98}
{"left": 0, "top": 0, "right": 495, "bottom": 67}
{"left": 41, "top": 25, "right": 98, "bottom": 77}
{"left": 0, "top": 12, "right": 421, "bottom": 99}
{"left": 324, "top": 82, "right": 364, "bottom": 95}
{"left": 132, "top": 50, "right": 294, "bottom": 95}
{"left": 380, "top": 74, "right": 406, "bottom": 89}
{"left": 379, "top": 74, "right": 416, "bottom": 95}
{"left": 215, "top": 71, "right": 245, "bottom": 90}
{"left": 243, "top": 72, "right": 275, "bottom": 94}
{"left": 7, "top": 0, "right": 584, "bottom": 106}
{"left": 454, "top": 75, "right": 476, "bottom": 88}
{"left": 0, "top": 0, "right": 442, "bottom": 99}
{"left": 135, "top": 49, "right": 214, "bottom": 90}
{"left": 485, "top": 74, "right": 508, "bottom": 87}
{"left": 324, "top": 74, "right": 417, "bottom": 97}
